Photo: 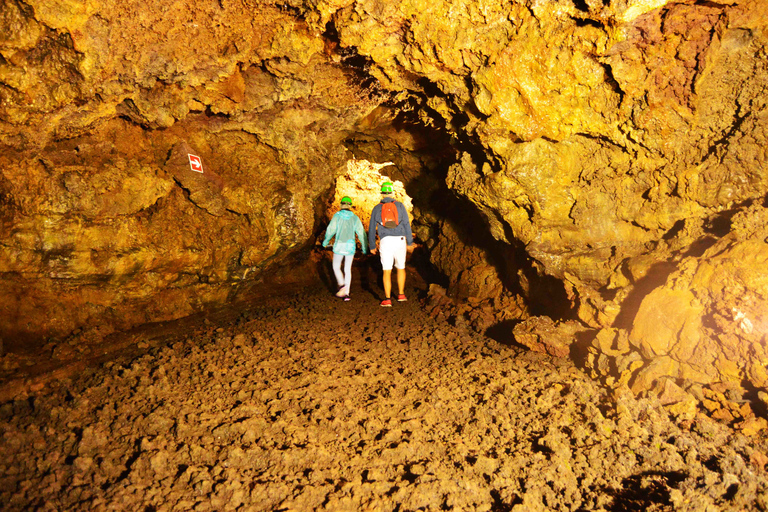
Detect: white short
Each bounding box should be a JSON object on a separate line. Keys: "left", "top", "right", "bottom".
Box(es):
{"left": 379, "top": 236, "right": 407, "bottom": 271}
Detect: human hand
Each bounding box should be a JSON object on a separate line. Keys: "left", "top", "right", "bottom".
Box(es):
{"left": 370, "top": 249, "right": 377, "bottom": 255}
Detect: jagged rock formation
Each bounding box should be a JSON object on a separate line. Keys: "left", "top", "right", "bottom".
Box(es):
{"left": 1, "top": 0, "right": 382, "bottom": 345}
{"left": 1, "top": 0, "right": 767, "bottom": 426}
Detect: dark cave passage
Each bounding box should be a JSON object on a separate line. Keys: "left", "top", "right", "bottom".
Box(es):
{"left": 336, "top": 99, "right": 576, "bottom": 323}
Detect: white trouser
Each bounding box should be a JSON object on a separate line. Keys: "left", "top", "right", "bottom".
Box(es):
{"left": 379, "top": 236, "right": 407, "bottom": 271}
{"left": 332, "top": 253, "right": 354, "bottom": 294}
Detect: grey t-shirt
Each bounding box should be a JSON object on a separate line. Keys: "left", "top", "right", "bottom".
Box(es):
{"left": 368, "top": 197, "right": 413, "bottom": 248}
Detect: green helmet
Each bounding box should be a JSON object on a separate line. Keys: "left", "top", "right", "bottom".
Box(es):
{"left": 380, "top": 181, "right": 394, "bottom": 194}
{"left": 340, "top": 196, "right": 352, "bottom": 205}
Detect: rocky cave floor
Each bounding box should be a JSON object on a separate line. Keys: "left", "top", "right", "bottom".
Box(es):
{"left": 2, "top": 262, "right": 768, "bottom": 512}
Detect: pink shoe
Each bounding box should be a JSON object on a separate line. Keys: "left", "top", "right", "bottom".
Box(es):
{"left": 380, "top": 298, "right": 392, "bottom": 307}
{"left": 397, "top": 294, "right": 407, "bottom": 302}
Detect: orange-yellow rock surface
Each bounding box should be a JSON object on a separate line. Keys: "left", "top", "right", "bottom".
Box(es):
{"left": 1, "top": 0, "right": 382, "bottom": 345}
{"left": 1, "top": 0, "right": 767, "bottom": 415}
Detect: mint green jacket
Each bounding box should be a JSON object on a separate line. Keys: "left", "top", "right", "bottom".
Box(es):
{"left": 322, "top": 209, "right": 368, "bottom": 256}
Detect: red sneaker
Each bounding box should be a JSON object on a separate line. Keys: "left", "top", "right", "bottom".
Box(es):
{"left": 397, "top": 294, "right": 407, "bottom": 302}
{"left": 380, "top": 298, "right": 392, "bottom": 307}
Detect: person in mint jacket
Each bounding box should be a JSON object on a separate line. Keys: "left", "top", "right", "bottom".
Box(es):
{"left": 322, "top": 196, "right": 368, "bottom": 301}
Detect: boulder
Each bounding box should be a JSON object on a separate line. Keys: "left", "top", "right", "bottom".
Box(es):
{"left": 513, "top": 317, "right": 588, "bottom": 359}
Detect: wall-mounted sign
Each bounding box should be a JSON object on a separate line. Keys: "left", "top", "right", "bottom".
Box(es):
{"left": 188, "top": 154, "right": 204, "bottom": 173}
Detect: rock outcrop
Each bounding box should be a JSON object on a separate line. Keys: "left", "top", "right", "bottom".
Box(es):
{"left": 1, "top": 0, "right": 381, "bottom": 346}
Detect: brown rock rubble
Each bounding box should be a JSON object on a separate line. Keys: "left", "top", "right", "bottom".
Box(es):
{"left": 1, "top": 281, "right": 767, "bottom": 511}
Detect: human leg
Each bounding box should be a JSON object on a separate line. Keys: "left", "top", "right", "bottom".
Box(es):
{"left": 391, "top": 237, "right": 408, "bottom": 299}
{"left": 397, "top": 267, "right": 406, "bottom": 295}
{"left": 342, "top": 254, "right": 354, "bottom": 295}
{"left": 332, "top": 253, "right": 345, "bottom": 296}
{"left": 382, "top": 269, "right": 392, "bottom": 298}
{"left": 379, "top": 237, "right": 396, "bottom": 300}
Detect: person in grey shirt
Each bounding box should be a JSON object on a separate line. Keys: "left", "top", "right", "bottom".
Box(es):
{"left": 368, "top": 181, "right": 414, "bottom": 307}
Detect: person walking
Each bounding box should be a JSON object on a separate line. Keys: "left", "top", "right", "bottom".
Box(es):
{"left": 322, "top": 196, "right": 368, "bottom": 301}
{"left": 368, "top": 181, "right": 413, "bottom": 307}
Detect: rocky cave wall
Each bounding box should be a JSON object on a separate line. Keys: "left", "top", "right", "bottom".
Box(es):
{"left": 2, "top": 0, "right": 768, "bottom": 424}
{"left": 0, "top": 0, "right": 387, "bottom": 347}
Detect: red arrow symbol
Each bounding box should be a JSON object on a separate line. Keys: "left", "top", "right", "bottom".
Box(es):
{"left": 188, "top": 154, "right": 204, "bottom": 173}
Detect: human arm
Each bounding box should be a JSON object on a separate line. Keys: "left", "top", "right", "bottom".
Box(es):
{"left": 399, "top": 202, "right": 414, "bottom": 246}
{"left": 355, "top": 216, "right": 368, "bottom": 254}
{"left": 367, "top": 205, "right": 379, "bottom": 252}
{"left": 322, "top": 214, "right": 338, "bottom": 248}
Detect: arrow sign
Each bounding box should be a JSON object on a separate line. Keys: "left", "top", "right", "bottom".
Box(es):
{"left": 188, "top": 154, "right": 204, "bottom": 173}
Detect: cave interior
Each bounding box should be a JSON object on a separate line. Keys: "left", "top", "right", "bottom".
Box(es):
{"left": 1, "top": 0, "right": 768, "bottom": 508}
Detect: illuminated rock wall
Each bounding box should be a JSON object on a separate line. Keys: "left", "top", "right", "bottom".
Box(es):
{"left": 0, "top": 0, "right": 380, "bottom": 344}
{"left": 1, "top": 0, "right": 767, "bottom": 410}
{"left": 319, "top": 0, "right": 768, "bottom": 408}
